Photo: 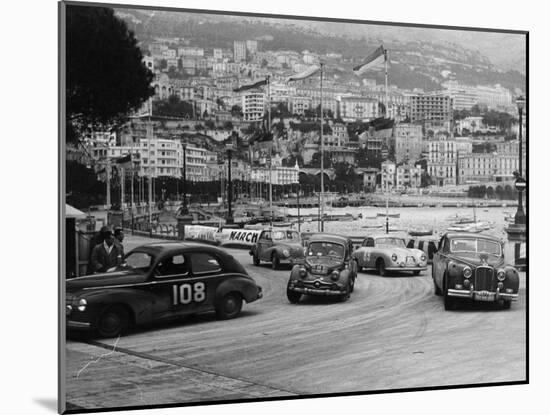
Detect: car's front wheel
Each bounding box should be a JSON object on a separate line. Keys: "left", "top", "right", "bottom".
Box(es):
{"left": 271, "top": 254, "right": 280, "bottom": 270}
{"left": 216, "top": 293, "right": 243, "bottom": 319}
{"left": 287, "top": 288, "right": 301, "bottom": 304}
{"left": 377, "top": 259, "right": 387, "bottom": 276}
{"left": 339, "top": 283, "right": 351, "bottom": 302}
{"left": 97, "top": 305, "right": 131, "bottom": 338}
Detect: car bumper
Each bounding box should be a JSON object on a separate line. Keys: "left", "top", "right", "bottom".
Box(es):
{"left": 386, "top": 266, "right": 427, "bottom": 272}
{"left": 67, "top": 319, "right": 92, "bottom": 330}
{"left": 447, "top": 287, "right": 519, "bottom": 302}
{"left": 288, "top": 286, "right": 346, "bottom": 296}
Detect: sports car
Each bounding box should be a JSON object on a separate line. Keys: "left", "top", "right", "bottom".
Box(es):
{"left": 352, "top": 234, "right": 428, "bottom": 276}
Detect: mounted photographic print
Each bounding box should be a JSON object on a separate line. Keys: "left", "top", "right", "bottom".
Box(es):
{"left": 59, "top": 0, "right": 528, "bottom": 413}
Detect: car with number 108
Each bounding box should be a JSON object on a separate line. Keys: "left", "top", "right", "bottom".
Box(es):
{"left": 66, "top": 243, "right": 263, "bottom": 337}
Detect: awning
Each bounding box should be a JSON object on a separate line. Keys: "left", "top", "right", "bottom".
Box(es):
{"left": 65, "top": 204, "right": 86, "bottom": 219}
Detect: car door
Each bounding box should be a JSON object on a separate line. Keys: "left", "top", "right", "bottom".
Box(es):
{"left": 149, "top": 252, "right": 193, "bottom": 320}
{"left": 362, "top": 238, "right": 375, "bottom": 268}
{"left": 432, "top": 236, "right": 446, "bottom": 288}
{"left": 185, "top": 251, "right": 227, "bottom": 312}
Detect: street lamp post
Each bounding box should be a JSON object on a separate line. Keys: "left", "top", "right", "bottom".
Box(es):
{"left": 181, "top": 141, "right": 188, "bottom": 214}
{"left": 226, "top": 142, "right": 234, "bottom": 224}
{"left": 515, "top": 96, "right": 526, "bottom": 225}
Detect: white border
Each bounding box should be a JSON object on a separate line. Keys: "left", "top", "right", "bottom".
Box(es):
{"left": 3, "top": 0, "right": 546, "bottom": 414}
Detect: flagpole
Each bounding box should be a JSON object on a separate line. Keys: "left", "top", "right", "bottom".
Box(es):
{"left": 267, "top": 75, "right": 273, "bottom": 226}
{"left": 384, "top": 49, "right": 388, "bottom": 118}
{"left": 106, "top": 157, "right": 111, "bottom": 209}
{"left": 319, "top": 63, "right": 324, "bottom": 232}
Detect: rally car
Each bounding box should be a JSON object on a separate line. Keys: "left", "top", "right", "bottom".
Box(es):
{"left": 286, "top": 234, "right": 357, "bottom": 303}
{"left": 432, "top": 233, "right": 519, "bottom": 310}
{"left": 250, "top": 228, "right": 304, "bottom": 269}
{"left": 352, "top": 234, "right": 428, "bottom": 276}
{"left": 66, "top": 242, "right": 263, "bottom": 337}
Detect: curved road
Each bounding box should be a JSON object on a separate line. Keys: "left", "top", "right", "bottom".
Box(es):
{"left": 65, "top": 239, "right": 526, "bottom": 410}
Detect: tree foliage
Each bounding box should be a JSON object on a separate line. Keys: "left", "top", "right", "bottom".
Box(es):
{"left": 153, "top": 95, "right": 194, "bottom": 118}
{"left": 66, "top": 5, "right": 154, "bottom": 142}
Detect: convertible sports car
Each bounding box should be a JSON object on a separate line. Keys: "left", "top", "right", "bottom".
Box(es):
{"left": 286, "top": 234, "right": 357, "bottom": 303}
{"left": 432, "top": 233, "right": 519, "bottom": 310}
{"left": 249, "top": 228, "right": 304, "bottom": 269}
{"left": 66, "top": 242, "right": 263, "bottom": 337}
{"left": 352, "top": 235, "right": 428, "bottom": 276}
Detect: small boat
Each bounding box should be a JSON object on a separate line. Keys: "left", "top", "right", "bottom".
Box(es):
{"left": 408, "top": 229, "right": 434, "bottom": 237}
{"left": 377, "top": 212, "right": 400, "bottom": 218}
{"left": 362, "top": 224, "right": 384, "bottom": 229}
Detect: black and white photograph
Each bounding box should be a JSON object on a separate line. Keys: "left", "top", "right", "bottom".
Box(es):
{"left": 55, "top": 0, "right": 533, "bottom": 413}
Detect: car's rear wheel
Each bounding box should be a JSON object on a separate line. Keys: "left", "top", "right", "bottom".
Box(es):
{"left": 377, "top": 259, "right": 387, "bottom": 276}
{"left": 253, "top": 254, "right": 260, "bottom": 266}
{"left": 271, "top": 254, "right": 280, "bottom": 270}
{"left": 97, "top": 305, "right": 131, "bottom": 338}
{"left": 216, "top": 293, "right": 243, "bottom": 320}
{"left": 287, "top": 288, "right": 301, "bottom": 304}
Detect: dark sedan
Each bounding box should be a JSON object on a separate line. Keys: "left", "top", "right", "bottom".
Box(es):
{"left": 66, "top": 242, "right": 263, "bottom": 337}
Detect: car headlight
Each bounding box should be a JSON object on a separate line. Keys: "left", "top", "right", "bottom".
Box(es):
{"left": 282, "top": 249, "right": 290, "bottom": 258}
{"left": 331, "top": 270, "right": 340, "bottom": 281}
{"left": 299, "top": 267, "right": 307, "bottom": 278}
{"left": 420, "top": 254, "right": 427, "bottom": 262}
{"left": 391, "top": 253, "right": 398, "bottom": 262}
{"left": 497, "top": 269, "right": 506, "bottom": 281}
{"left": 463, "top": 266, "right": 472, "bottom": 279}
{"left": 77, "top": 298, "right": 87, "bottom": 312}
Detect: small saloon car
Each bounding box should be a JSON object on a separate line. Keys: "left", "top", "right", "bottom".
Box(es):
{"left": 286, "top": 234, "right": 357, "bottom": 303}
{"left": 66, "top": 242, "right": 263, "bottom": 337}
{"left": 250, "top": 228, "right": 304, "bottom": 269}
{"left": 432, "top": 233, "right": 519, "bottom": 310}
{"left": 352, "top": 235, "right": 428, "bottom": 276}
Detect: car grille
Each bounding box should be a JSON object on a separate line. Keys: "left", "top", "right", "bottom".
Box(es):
{"left": 475, "top": 266, "right": 494, "bottom": 291}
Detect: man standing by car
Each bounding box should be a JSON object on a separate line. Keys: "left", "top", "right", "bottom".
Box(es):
{"left": 114, "top": 226, "right": 125, "bottom": 257}
{"left": 90, "top": 226, "right": 123, "bottom": 273}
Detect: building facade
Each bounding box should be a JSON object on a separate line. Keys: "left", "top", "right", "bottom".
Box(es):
{"left": 394, "top": 123, "right": 423, "bottom": 163}
{"left": 427, "top": 140, "right": 457, "bottom": 186}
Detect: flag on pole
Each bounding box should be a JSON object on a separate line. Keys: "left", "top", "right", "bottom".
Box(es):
{"left": 115, "top": 154, "right": 132, "bottom": 169}
{"left": 353, "top": 45, "right": 386, "bottom": 75}
{"left": 286, "top": 65, "right": 321, "bottom": 82}
{"left": 233, "top": 78, "right": 268, "bottom": 92}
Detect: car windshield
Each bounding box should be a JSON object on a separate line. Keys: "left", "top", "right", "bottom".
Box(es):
{"left": 124, "top": 251, "right": 154, "bottom": 273}
{"left": 272, "top": 230, "right": 300, "bottom": 241}
{"left": 307, "top": 242, "right": 345, "bottom": 259}
{"left": 375, "top": 238, "right": 406, "bottom": 248}
{"left": 450, "top": 238, "right": 502, "bottom": 256}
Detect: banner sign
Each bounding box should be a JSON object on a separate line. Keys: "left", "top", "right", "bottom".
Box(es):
{"left": 183, "top": 225, "right": 220, "bottom": 245}
{"left": 218, "top": 228, "right": 262, "bottom": 247}
{"left": 182, "top": 225, "right": 262, "bottom": 248}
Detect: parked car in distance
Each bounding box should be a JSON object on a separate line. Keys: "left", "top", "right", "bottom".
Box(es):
{"left": 249, "top": 228, "right": 304, "bottom": 269}
{"left": 66, "top": 242, "right": 263, "bottom": 337}
{"left": 432, "top": 233, "right": 519, "bottom": 310}
{"left": 286, "top": 234, "right": 357, "bottom": 303}
{"left": 352, "top": 234, "right": 428, "bottom": 276}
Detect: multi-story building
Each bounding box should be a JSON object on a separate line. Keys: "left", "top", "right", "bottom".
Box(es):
{"left": 246, "top": 40, "right": 258, "bottom": 54}
{"left": 233, "top": 41, "right": 247, "bottom": 62}
{"left": 458, "top": 153, "right": 496, "bottom": 184}
{"left": 475, "top": 84, "right": 513, "bottom": 111}
{"left": 142, "top": 56, "right": 154, "bottom": 72}
{"left": 442, "top": 80, "right": 477, "bottom": 110}
{"left": 395, "top": 164, "right": 422, "bottom": 190}
{"left": 427, "top": 140, "right": 457, "bottom": 186}
{"left": 394, "top": 123, "right": 423, "bottom": 163}
{"left": 328, "top": 148, "right": 356, "bottom": 165}
{"left": 380, "top": 160, "right": 396, "bottom": 190}
{"left": 338, "top": 96, "right": 379, "bottom": 122}
{"left": 212, "top": 48, "right": 223, "bottom": 61}
{"left": 241, "top": 91, "right": 265, "bottom": 122}
{"left": 289, "top": 96, "right": 312, "bottom": 116}
{"left": 177, "top": 47, "right": 204, "bottom": 57}
{"left": 360, "top": 168, "right": 379, "bottom": 191}
{"left": 410, "top": 93, "right": 453, "bottom": 132}
{"left": 332, "top": 122, "right": 349, "bottom": 147}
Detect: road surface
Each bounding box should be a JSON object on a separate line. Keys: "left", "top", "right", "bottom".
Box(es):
{"left": 65, "top": 236, "right": 526, "bottom": 410}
